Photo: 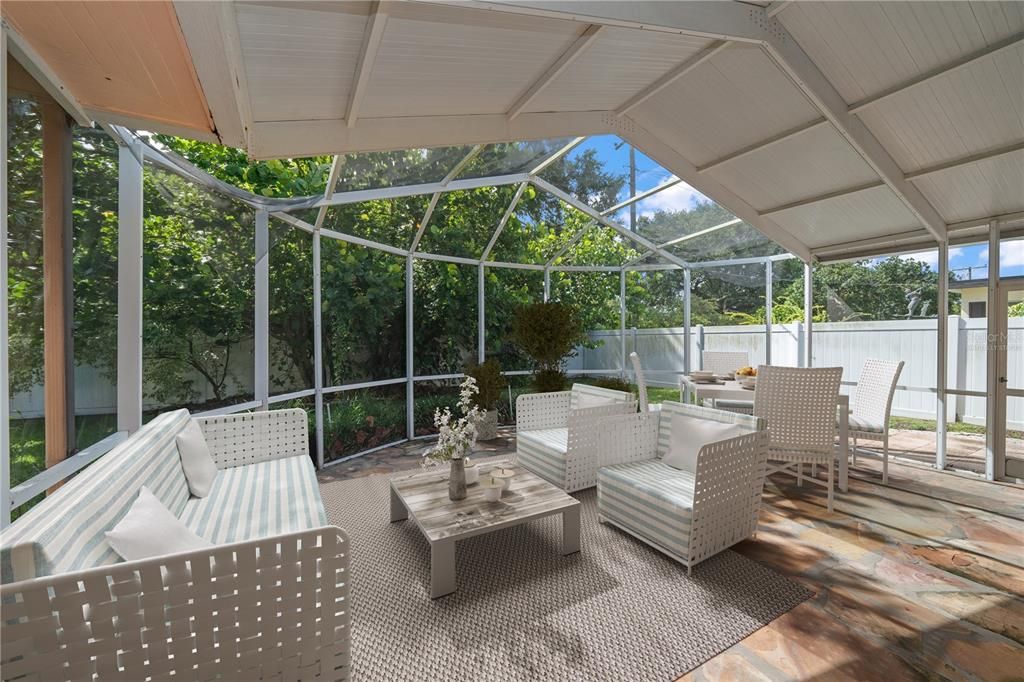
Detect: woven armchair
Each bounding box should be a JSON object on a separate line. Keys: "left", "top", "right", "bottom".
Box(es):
{"left": 847, "top": 359, "right": 905, "bottom": 484}
{"left": 754, "top": 365, "right": 843, "bottom": 512}
{"left": 516, "top": 384, "right": 637, "bottom": 491}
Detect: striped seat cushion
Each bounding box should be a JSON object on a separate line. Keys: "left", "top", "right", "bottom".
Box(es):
{"left": 180, "top": 455, "right": 327, "bottom": 545}
{"left": 847, "top": 414, "right": 884, "bottom": 433}
{"left": 1, "top": 410, "right": 193, "bottom": 582}
{"left": 597, "top": 459, "right": 695, "bottom": 560}
{"left": 516, "top": 428, "right": 568, "bottom": 487}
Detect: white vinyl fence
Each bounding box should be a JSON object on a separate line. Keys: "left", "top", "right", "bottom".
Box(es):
{"left": 568, "top": 316, "right": 1022, "bottom": 430}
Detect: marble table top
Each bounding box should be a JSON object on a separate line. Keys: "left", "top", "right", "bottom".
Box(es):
{"left": 389, "top": 460, "right": 579, "bottom": 543}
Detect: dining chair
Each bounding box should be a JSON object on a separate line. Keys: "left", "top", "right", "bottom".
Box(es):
{"left": 754, "top": 365, "right": 843, "bottom": 512}
{"left": 702, "top": 350, "right": 753, "bottom": 414}
{"left": 847, "top": 359, "right": 904, "bottom": 484}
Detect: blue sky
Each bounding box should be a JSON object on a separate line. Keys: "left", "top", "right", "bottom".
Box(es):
{"left": 580, "top": 134, "right": 1022, "bottom": 277}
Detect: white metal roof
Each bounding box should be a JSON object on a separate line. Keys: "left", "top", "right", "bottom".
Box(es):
{"left": 6, "top": 0, "right": 1023, "bottom": 262}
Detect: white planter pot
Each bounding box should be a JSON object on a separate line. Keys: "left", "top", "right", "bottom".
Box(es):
{"left": 477, "top": 409, "right": 499, "bottom": 440}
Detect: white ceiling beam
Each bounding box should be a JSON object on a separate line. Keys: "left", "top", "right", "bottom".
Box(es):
{"left": 507, "top": 25, "right": 604, "bottom": 120}
{"left": 765, "top": 2, "right": 793, "bottom": 19}
{"left": 216, "top": 2, "right": 255, "bottom": 152}
{"left": 481, "top": 182, "right": 529, "bottom": 261}
{"left": 904, "top": 140, "right": 1024, "bottom": 180}
{"left": 529, "top": 137, "right": 587, "bottom": 175}
{"left": 696, "top": 118, "right": 826, "bottom": 173}
{"left": 621, "top": 120, "right": 814, "bottom": 262}
{"left": 760, "top": 180, "right": 885, "bottom": 216}
{"left": 531, "top": 177, "right": 692, "bottom": 269}
{"left": 762, "top": 37, "right": 947, "bottom": 241}
{"left": 615, "top": 40, "right": 730, "bottom": 116}
{"left": 2, "top": 20, "right": 91, "bottom": 126}
{"left": 437, "top": 0, "right": 769, "bottom": 43}
{"left": 848, "top": 32, "right": 1024, "bottom": 115}
{"left": 347, "top": 1, "right": 390, "bottom": 128}
{"left": 249, "top": 111, "right": 612, "bottom": 159}
{"left": 318, "top": 173, "right": 529, "bottom": 207}
{"left": 171, "top": 1, "right": 243, "bottom": 146}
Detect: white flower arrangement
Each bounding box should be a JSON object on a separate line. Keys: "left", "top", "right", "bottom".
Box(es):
{"left": 423, "top": 376, "right": 484, "bottom": 465}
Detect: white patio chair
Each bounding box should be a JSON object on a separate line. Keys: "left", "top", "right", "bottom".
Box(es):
{"left": 630, "top": 351, "right": 649, "bottom": 412}
{"left": 847, "top": 359, "right": 905, "bottom": 484}
{"left": 703, "top": 350, "right": 753, "bottom": 414}
{"left": 754, "top": 365, "right": 843, "bottom": 512}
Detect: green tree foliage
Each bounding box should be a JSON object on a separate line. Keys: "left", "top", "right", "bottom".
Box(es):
{"left": 511, "top": 302, "right": 585, "bottom": 391}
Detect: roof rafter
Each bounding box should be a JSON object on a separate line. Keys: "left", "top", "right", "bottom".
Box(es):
{"left": 696, "top": 118, "right": 826, "bottom": 173}
{"left": 762, "top": 36, "right": 947, "bottom": 241}
{"left": 904, "top": 140, "right": 1024, "bottom": 180}
{"left": 848, "top": 32, "right": 1024, "bottom": 115}
{"left": 216, "top": 2, "right": 254, "bottom": 150}
{"left": 507, "top": 25, "right": 604, "bottom": 120}
{"left": 760, "top": 180, "right": 885, "bottom": 216}
{"left": 615, "top": 40, "right": 730, "bottom": 116}
{"left": 346, "top": 1, "right": 390, "bottom": 128}
{"left": 621, "top": 120, "right": 814, "bottom": 261}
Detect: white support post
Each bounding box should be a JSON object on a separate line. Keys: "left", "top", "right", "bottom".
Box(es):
{"left": 803, "top": 262, "right": 813, "bottom": 368}
{"left": 543, "top": 269, "right": 550, "bottom": 302}
{"left": 1, "top": 30, "right": 10, "bottom": 527}
{"left": 313, "top": 231, "right": 324, "bottom": 469}
{"left": 406, "top": 255, "right": 415, "bottom": 439}
{"left": 619, "top": 270, "right": 627, "bottom": 379}
{"left": 936, "top": 241, "right": 948, "bottom": 471}
{"left": 985, "top": 222, "right": 1001, "bottom": 480}
{"left": 117, "top": 142, "right": 144, "bottom": 434}
{"left": 683, "top": 269, "right": 692, "bottom": 375}
{"left": 478, "top": 265, "right": 486, "bottom": 364}
{"left": 255, "top": 210, "right": 269, "bottom": 409}
{"left": 764, "top": 258, "right": 773, "bottom": 365}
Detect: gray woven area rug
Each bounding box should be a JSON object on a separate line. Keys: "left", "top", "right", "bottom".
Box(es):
{"left": 319, "top": 464, "right": 811, "bottom": 681}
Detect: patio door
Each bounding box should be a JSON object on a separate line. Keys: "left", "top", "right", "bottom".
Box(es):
{"left": 995, "top": 281, "right": 1024, "bottom": 481}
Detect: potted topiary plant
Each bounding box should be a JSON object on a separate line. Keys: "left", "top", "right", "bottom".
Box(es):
{"left": 465, "top": 359, "right": 507, "bottom": 440}
{"left": 511, "top": 301, "right": 585, "bottom": 392}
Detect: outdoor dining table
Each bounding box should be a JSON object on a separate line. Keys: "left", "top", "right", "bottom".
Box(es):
{"left": 682, "top": 377, "right": 851, "bottom": 492}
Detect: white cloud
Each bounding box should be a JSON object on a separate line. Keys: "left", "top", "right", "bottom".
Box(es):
{"left": 633, "top": 177, "right": 709, "bottom": 218}
{"left": 1000, "top": 240, "right": 1024, "bottom": 268}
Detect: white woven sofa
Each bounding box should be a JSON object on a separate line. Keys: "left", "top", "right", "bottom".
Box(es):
{"left": 595, "top": 402, "right": 769, "bottom": 574}
{"left": 515, "top": 383, "right": 637, "bottom": 492}
{"left": 0, "top": 408, "right": 350, "bottom": 682}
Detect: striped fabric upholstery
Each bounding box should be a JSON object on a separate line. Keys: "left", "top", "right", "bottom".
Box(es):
{"left": 598, "top": 460, "right": 695, "bottom": 559}
{"left": 515, "top": 428, "right": 567, "bottom": 487}
{"left": 1, "top": 410, "right": 193, "bottom": 583}
{"left": 180, "top": 455, "right": 326, "bottom": 544}
{"left": 569, "top": 383, "right": 634, "bottom": 410}
{"left": 656, "top": 401, "right": 764, "bottom": 458}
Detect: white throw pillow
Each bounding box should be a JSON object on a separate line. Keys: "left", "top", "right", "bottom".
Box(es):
{"left": 176, "top": 419, "right": 217, "bottom": 497}
{"left": 662, "top": 414, "right": 744, "bottom": 473}
{"left": 576, "top": 392, "right": 616, "bottom": 410}
{"left": 105, "top": 486, "right": 211, "bottom": 562}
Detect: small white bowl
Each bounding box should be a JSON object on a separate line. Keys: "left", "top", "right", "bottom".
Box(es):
{"left": 480, "top": 477, "right": 503, "bottom": 502}
{"left": 489, "top": 467, "right": 516, "bottom": 491}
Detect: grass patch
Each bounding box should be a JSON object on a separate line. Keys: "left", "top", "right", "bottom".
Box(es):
{"left": 890, "top": 416, "right": 1023, "bottom": 440}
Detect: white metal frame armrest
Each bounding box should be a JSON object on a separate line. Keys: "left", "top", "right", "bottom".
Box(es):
{"left": 516, "top": 391, "right": 572, "bottom": 432}
{"left": 0, "top": 526, "right": 352, "bottom": 682}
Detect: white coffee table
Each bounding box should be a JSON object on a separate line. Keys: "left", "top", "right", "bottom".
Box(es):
{"left": 389, "top": 461, "right": 581, "bottom": 598}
